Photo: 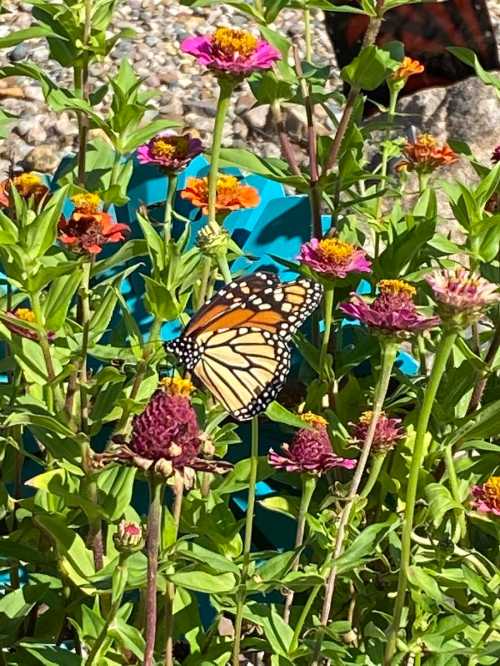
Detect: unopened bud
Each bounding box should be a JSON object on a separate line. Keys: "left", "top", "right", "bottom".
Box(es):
{"left": 113, "top": 520, "right": 144, "bottom": 553}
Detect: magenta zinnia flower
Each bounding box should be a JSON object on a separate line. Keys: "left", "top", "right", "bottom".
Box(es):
{"left": 491, "top": 145, "right": 500, "bottom": 164}
{"left": 471, "top": 476, "right": 500, "bottom": 516}
{"left": 340, "top": 279, "right": 440, "bottom": 337}
{"left": 349, "top": 411, "right": 404, "bottom": 453}
{"left": 426, "top": 268, "right": 498, "bottom": 324}
{"left": 297, "top": 238, "right": 372, "bottom": 280}
{"left": 268, "top": 413, "right": 356, "bottom": 475}
{"left": 181, "top": 27, "right": 280, "bottom": 78}
{"left": 136, "top": 132, "right": 203, "bottom": 173}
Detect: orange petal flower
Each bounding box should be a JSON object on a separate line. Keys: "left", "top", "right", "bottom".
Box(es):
{"left": 180, "top": 175, "right": 260, "bottom": 215}
{"left": 0, "top": 172, "right": 49, "bottom": 208}
{"left": 391, "top": 57, "right": 424, "bottom": 82}
{"left": 397, "top": 134, "right": 458, "bottom": 174}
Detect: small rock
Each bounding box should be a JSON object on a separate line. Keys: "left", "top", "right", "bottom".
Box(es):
{"left": 22, "top": 144, "right": 60, "bottom": 173}
{"left": 7, "top": 44, "right": 28, "bottom": 63}
{"left": 241, "top": 105, "right": 270, "bottom": 131}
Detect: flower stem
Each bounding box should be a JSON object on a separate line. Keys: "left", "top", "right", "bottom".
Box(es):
{"left": 304, "top": 9, "right": 313, "bottom": 62}
{"left": 444, "top": 444, "right": 467, "bottom": 543}
{"left": 208, "top": 79, "right": 234, "bottom": 229}
{"left": 232, "top": 415, "right": 259, "bottom": 666}
{"left": 164, "top": 479, "right": 184, "bottom": 666}
{"left": 283, "top": 474, "right": 317, "bottom": 623}
{"left": 319, "top": 285, "right": 334, "bottom": 382}
{"left": 271, "top": 101, "right": 301, "bottom": 177}
{"left": 374, "top": 88, "right": 398, "bottom": 225}
{"left": 385, "top": 330, "right": 457, "bottom": 664}
{"left": 144, "top": 476, "right": 164, "bottom": 666}
{"left": 360, "top": 452, "right": 386, "bottom": 498}
{"left": 164, "top": 174, "right": 177, "bottom": 244}
{"left": 311, "top": 340, "right": 398, "bottom": 665}
{"left": 289, "top": 582, "right": 322, "bottom": 654}
{"left": 196, "top": 256, "right": 212, "bottom": 307}
{"left": 79, "top": 260, "right": 92, "bottom": 434}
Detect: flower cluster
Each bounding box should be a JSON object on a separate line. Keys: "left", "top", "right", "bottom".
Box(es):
{"left": 137, "top": 132, "right": 203, "bottom": 173}
{"left": 398, "top": 134, "right": 458, "bottom": 173}
{"left": 181, "top": 27, "right": 280, "bottom": 78}
{"left": 298, "top": 237, "right": 372, "bottom": 280}
{"left": 340, "top": 279, "right": 440, "bottom": 337}
{"left": 268, "top": 412, "right": 356, "bottom": 475}
{"left": 471, "top": 476, "right": 500, "bottom": 516}
{"left": 390, "top": 57, "right": 424, "bottom": 82}
{"left": 350, "top": 411, "right": 405, "bottom": 453}
{"left": 0, "top": 172, "right": 49, "bottom": 208}
{"left": 159, "top": 376, "right": 195, "bottom": 398}
{"left": 181, "top": 174, "right": 259, "bottom": 216}
{"left": 426, "top": 268, "right": 498, "bottom": 326}
{"left": 58, "top": 193, "right": 129, "bottom": 255}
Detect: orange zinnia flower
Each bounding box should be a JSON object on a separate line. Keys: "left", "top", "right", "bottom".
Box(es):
{"left": 180, "top": 175, "right": 260, "bottom": 216}
{"left": 391, "top": 57, "right": 424, "bottom": 82}
{"left": 398, "top": 134, "right": 458, "bottom": 174}
{"left": 0, "top": 172, "right": 49, "bottom": 208}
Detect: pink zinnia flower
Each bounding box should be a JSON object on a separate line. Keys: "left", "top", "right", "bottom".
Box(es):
{"left": 471, "top": 476, "right": 500, "bottom": 516}
{"left": 268, "top": 412, "right": 356, "bottom": 475}
{"left": 181, "top": 27, "right": 280, "bottom": 78}
{"left": 340, "top": 279, "right": 440, "bottom": 336}
{"left": 297, "top": 238, "right": 372, "bottom": 280}
{"left": 349, "top": 411, "right": 405, "bottom": 453}
{"left": 491, "top": 145, "right": 500, "bottom": 164}
{"left": 136, "top": 132, "right": 203, "bottom": 173}
{"left": 426, "top": 268, "right": 498, "bottom": 323}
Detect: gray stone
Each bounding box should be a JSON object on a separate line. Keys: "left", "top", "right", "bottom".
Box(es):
{"left": 7, "top": 44, "right": 28, "bottom": 63}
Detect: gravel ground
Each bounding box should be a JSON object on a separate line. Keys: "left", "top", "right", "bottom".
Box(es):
{"left": 0, "top": 1, "right": 498, "bottom": 178}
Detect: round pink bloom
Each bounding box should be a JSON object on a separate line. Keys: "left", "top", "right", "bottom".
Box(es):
{"left": 349, "top": 411, "right": 404, "bottom": 453}
{"left": 268, "top": 425, "right": 356, "bottom": 475}
{"left": 426, "top": 268, "right": 498, "bottom": 322}
{"left": 136, "top": 132, "right": 203, "bottom": 172}
{"left": 340, "top": 279, "right": 440, "bottom": 336}
{"left": 181, "top": 27, "right": 280, "bottom": 78}
{"left": 471, "top": 476, "right": 500, "bottom": 516}
{"left": 297, "top": 238, "right": 372, "bottom": 279}
{"left": 491, "top": 145, "right": 500, "bottom": 164}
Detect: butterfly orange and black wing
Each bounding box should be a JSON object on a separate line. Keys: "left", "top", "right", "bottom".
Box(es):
{"left": 166, "top": 272, "right": 323, "bottom": 420}
{"left": 326, "top": 0, "right": 499, "bottom": 110}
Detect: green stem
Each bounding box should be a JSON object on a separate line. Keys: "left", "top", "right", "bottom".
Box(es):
{"left": 86, "top": 476, "right": 104, "bottom": 571}
{"left": 30, "top": 292, "right": 64, "bottom": 412}
{"left": 385, "top": 330, "right": 458, "bottom": 665}
{"left": 304, "top": 9, "right": 313, "bottom": 62}
{"left": 208, "top": 80, "right": 234, "bottom": 229}
{"left": 283, "top": 475, "right": 317, "bottom": 623}
{"left": 289, "top": 582, "right": 322, "bottom": 654}
{"left": 375, "top": 88, "right": 399, "bottom": 225}
{"left": 232, "top": 416, "right": 259, "bottom": 666}
{"left": 216, "top": 250, "right": 232, "bottom": 284}
{"left": 164, "top": 480, "right": 184, "bottom": 666}
{"left": 444, "top": 444, "right": 467, "bottom": 543}
{"left": 311, "top": 340, "right": 398, "bottom": 665}
{"left": 360, "top": 453, "right": 386, "bottom": 498}
{"left": 319, "top": 285, "right": 334, "bottom": 382}
{"left": 196, "top": 256, "right": 212, "bottom": 308}
{"left": 79, "top": 260, "right": 92, "bottom": 434}
{"left": 144, "top": 477, "right": 164, "bottom": 666}
{"left": 164, "top": 174, "right": 177, "bottom": 244}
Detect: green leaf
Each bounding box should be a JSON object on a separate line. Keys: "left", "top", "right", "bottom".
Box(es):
{"left": 168, "top": 569, "right": 237, "bottom": 594}
{"left": 97, "top": 466, "right": 137, "bottom": 522}
{"left": 0, "top": 26, "right": 64, "bottom": 48}
{"left": 19, "top": 644, "right": 82, "bottom": 666}
{"left": 448, "top": 47, "right": 500, "bottom": 94}
{"left": 216, "top": 456, "right": 271, "bottom": 495}
{"left": 265, "top": 401, "right": 312, "bottom": 429}
{"left": 335, "top": 521, "right": 396, "bottom": 574}
{"left": 447, "top": 399, "right": 500, "bottom": 447}
{"left": 341, "top": 45, "right": 400, "bottom": 91}
{"left": 425, "top": 483, "right": 463, "bottom": 529}
{"left": 44, "top": 271, "right": 82, "bottom": 331}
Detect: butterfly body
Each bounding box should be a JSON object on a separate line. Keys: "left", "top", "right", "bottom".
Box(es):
{"left": 166, "top": 272, "right": 323, "bottom": 420}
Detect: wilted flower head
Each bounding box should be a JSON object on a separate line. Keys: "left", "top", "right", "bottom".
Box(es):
{"left": 5, "top": 307, "right": 55, "bottom": 341}
{"left": 181, "top": 27, "right": 280, "bottom": 78}
{"left": 491, "top": 145, "right": 500, "bottom": 164}
{"left": 0, "top": 172, "right": 49, "bottom": 208}
{"left": 398, "top": 134, "right": 458, "bottom": 174}
{"left": 196, "top": 223, "right": 230, "bottom": 257}
{"left": 137, "top": 132, "right": 203, "bottom": 173}
{"left": 268, "top": 412, "right": 356, "bottom": 475}
{"left": 471, "top": 476, "right": 500, "bottom": 516}
{"left": 181, "top": 175, "right": 259, "bottom": 217}
{"left": 390, "top": 57, "right": 424, "bottom": 82}
{"left": 426, "top": 268, "right": 499, "bottom": 326}
{"left": 58, "top": 193, "right": 129, "bottom": 255}
{"left": 160, "top": 376, "right": 195, "bottom": 398}
{"left": 297, "top": 237, "right": 372, "bottom": 280}
{"left": 115, "top": 391, "right": 230, "bottom": 486}
{"left": 340, "top": 279, "right": 440, "bottom": 337}
{"left": 113, "top": 520, "right": 144, "bottom": 553}
{"left": 350, "top": 410, "right": 404, "bottom": 453}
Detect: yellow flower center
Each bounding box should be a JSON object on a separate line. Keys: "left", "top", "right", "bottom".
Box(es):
{"left": 151, "top": 136, "right": 189, "bottom": 159}
{"left": 484, "top": 476, "right": 500, "bottom": 500}
{"left": 213, "top": 27, "right": 258, "bottom": 58}
{"left": 160, "top": 376, "right": 194, "bottom": 397}
{"left": 378, "top": 279, "right": 416, "bottom": 298}
{"left": 318, "top": 238, "right": 355, "bottom": 264}
{"left": 14, "top": 308, "right": 36, "bottom": 323}
{"left": 12, "top": 173, "right": 42, "bottom": 190}
{"left": 300, "top": 411, "right": 327, "bottom": 427}
{"left": 359, "top": 410, "right": 375, "bottom": 425}
{"left": 216, "top": 174, "right": 240, "bottom": 195}
{"left": 417, "top": 134, "right": 438, "bottom": 148}
{"left": 72, "top": 192, "right": 101, "bottom": 213}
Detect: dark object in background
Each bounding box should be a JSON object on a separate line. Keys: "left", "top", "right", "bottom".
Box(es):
{"left": 325, "top": 0, "right": 499, "bottom": 108}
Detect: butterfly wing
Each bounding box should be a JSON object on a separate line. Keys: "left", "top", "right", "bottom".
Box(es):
{"left": 166, "top": 273, "right": 323, "bottom": 420}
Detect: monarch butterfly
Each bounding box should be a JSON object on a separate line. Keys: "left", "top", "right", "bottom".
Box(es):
{"left": 166, "top": 272, "right": 323, "bottom": 420}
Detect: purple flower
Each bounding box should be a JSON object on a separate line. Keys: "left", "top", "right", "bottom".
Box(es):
{"left": 471, "top": 476, "right": 500, "bottom": 516}
{"left": 491, "top": 145, "right": 500, "bottom": 164}
{"left": 349, "top": 411, "right": 405, "bottom": 453}
{"left": 136, "top": 132, "right": 203, "bottom": 173}
{"left": 297, "top": 238, "right": 372, "bottom": 280}
{"left": 340, "top": 279, "right": 440, "bottom": 337}
{"left": 181, "top": 27, "right": 280, "bottom": 78}
{"left": 268, "top": 413, "right": 356, "bottom": 475}
{"left": 426, "top": 268, "right": 499, "bottom": 324}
